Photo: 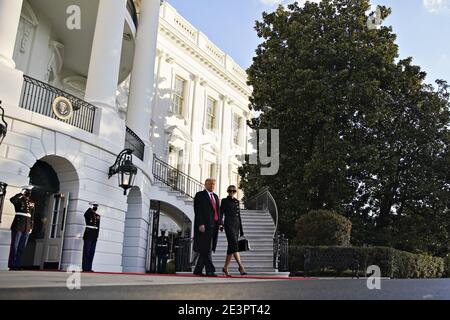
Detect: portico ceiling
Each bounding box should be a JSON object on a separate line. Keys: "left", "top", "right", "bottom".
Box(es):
{"left": 28, "top": 0, "right": 135, "bottom": 82}
{"left": 29, "top": 0, "right": 99, "bottom": 77}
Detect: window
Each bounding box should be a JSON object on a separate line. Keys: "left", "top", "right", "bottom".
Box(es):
{"left": 233, "top": 114, "right": 242, "bottom": 145}
{"left": 168, "top": 147, "right": 184, "bottom": 188}
{"left": 206, "top": 97, "right": 217, "bottom": 130}
{"left": 172, "top": 76, "right": 185, "bottom": 115}
{"left": 206, "top": 161, "right": 217, "bottom": 180}
{"left": 168, "top": 146, "right": 184, "bottom": 171}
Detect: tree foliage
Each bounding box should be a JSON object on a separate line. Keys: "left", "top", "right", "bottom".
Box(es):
{"left": 294, "top": 210, "right": 352, "bottom": 246}
{"left": 240, "top": 0, "right": 450, "bottom": 256}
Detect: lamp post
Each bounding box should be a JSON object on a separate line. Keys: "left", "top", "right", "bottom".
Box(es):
{"left": 0, "top": 101, "right": 7, "bottom": 145}
{"left": 0, "top": 101, "right": 8, "bottom": 222}
{"left": 108, "top": 149, "right": 138, "bottom": 195}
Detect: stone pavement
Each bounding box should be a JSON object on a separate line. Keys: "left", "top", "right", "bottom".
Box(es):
{"left": 0, "top": 271, "right": 449, "bottom": 300}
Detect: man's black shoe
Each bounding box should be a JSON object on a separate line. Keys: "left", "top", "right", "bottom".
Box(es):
{"left": 193, "top": 271, "right": 204, "bottom": 276}
{"left": 206, "top": 273, "right": 218, "bottom": 277}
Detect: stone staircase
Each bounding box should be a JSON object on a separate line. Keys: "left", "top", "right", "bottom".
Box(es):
{"left": 212, "top": 209, "right": 287, "bottom": 276}
{"left": 151, "top": 157, "right": 288, "bottom": 277}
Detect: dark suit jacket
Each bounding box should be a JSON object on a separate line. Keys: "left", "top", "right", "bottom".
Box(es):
{"left": 83, "top": 208, "right": 100, "bottom": 241}
{"left": 193, "top": 190, "right": 221, "bottom": 254}
{"left": 10, "top": 193, "right": 34, "bottom": 233}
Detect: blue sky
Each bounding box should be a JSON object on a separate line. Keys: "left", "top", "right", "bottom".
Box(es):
{"left": 166, "top": 0, "right": 450, "bottom": 86}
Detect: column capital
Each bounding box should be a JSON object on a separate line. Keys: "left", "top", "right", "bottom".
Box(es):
{"left": 165, "top": 53, "right": 174, "bottom": 64}
{"left": 189, "top": 74, "right": 200, "bottom": 82}
{"left": 199, "top": 78, "right": 208, "bottom": 87}
{"left": 0, "top": 0, "right": 24, "bottom": 69}
{"left": 156, "top": 48, "right": 165, "bottom": 58}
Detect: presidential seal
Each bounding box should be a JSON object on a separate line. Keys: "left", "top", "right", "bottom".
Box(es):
{"left": 52, "top": 97, "right": 73, "bottom": 120}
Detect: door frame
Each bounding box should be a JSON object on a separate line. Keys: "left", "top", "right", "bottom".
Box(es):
{"left": 39, "top": 192, "right": 69, "bottom": 270}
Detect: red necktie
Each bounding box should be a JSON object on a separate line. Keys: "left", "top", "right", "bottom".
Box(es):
{"left": 210, "top": 193, "right": 218, "bottom": 221}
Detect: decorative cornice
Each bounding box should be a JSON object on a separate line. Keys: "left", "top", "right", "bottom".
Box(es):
{"left": 158, "top": 20, "right": 252, "bottom": 98}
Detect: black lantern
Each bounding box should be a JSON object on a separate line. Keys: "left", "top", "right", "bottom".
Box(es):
{"left": 108, "top": 149, "right": 138, "bottom": 195}
{"left": 0, "top": 101, "right": 7, "bottom": 145}
{"left": 0, "top": 101, "right": 8, "bottom": 223}
{"left": 0, "top": 182, "right": 7, "bottom": 223}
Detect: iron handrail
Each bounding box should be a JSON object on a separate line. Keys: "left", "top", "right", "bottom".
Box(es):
{"left": 152, "top": 155, "right": 204, "bottom": 199}
{"left": 244, "top": 187, "right": 279, "bottom": 237}
{"left": 125, "top": 126, "right": 145, "bottom": 161}
{"left": 244, "top": 188, "right": 290, "bottom": 271}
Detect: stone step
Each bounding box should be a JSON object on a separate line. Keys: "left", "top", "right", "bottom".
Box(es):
{"left": 213, "top": 253, "right": 273, "bottom": 259}
{"left": 214, "top": 248, "right": 274, "bottom": 253}
{"left": 240, "top": 215, "right": 273, "bottom": 219}
{"left": 212, "top": 259, "right": 273, "bottom": 265}
{"left": 240, "top": 218, "right": 274, "bottom": 223}
{"left": 176, "top": 271, "right": 288, "bottom": 277}
{"left": 217, "top": 231, "right": 274, "bottom": 236}
{"left": 240, "top": 223, "right": 275, "bottom": 227}
{"left": 216, "top": 241, "right": 274, "bottom": 245}
{"left": 240, "top": 220, "right": 275, "bottom": 224}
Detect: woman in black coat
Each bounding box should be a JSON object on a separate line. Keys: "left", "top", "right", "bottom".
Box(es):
{"left": 220, "top": 185, "right": 247, "bottom": 276}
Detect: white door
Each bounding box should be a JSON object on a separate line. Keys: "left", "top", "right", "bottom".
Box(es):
{"left": 39, "top": 193, "right": 69, "bottom": 270}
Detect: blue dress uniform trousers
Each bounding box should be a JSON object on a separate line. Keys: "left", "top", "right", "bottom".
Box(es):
{"left": 8, "top": 231, "right": 30, "bottom": 269}
{"left": 82, "top": 240, "right": 97, "bottom": 271}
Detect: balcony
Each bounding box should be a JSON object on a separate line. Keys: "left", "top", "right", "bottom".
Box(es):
{"left": 125, "top": 126, "right": 145, "bottom": 161}
{"left": 19, "top": 75, "right": 97, "bottom": 133}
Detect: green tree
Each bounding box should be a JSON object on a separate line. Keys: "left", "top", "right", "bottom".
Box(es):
{"left": 241, "top": 0, "right": 450, "bottom": 255}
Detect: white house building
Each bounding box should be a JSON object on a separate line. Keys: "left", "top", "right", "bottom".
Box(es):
{"left": 0, "top": 0, "right": 254, "bottom": 273}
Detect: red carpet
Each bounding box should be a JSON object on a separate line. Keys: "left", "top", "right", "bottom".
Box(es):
{"left": 28, "top": 269, "right": 318, "bottom": 281}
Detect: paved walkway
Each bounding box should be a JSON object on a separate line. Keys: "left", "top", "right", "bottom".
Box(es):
{"left": 0, "top": 271, "right": 290, "bottom": 289}
{"left": 0, "top": 271, "right": 449, "bottom": 300}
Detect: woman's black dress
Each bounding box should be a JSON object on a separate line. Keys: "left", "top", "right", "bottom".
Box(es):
{"left": 220, "top": 196, "right": 244, "bottom": 255}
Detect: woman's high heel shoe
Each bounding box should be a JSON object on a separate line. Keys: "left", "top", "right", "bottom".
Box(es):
{"left": 222, "top": 267, "right": 231, "bottom": 277}
{"left": 238, "top": 266, "right": 247, "bottom": 276}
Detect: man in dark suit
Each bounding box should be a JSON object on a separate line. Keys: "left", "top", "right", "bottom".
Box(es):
{"left": 193, "top": 178, "right": 222, "bottom": 276}
{"left": 8, "top": 186, "right": 35, "bottom": 270}
{"left": 82, "top": 201, "right": 100, "bottom": 272}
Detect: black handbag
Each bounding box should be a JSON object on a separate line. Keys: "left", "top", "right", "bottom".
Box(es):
{"left": 238, "top": 236, "right": 250, "bottom": 252}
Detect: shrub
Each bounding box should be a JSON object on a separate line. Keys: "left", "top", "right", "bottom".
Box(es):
{"left": 294, "top": 210, "right": 352, "bottom": 246}
{"left": 445, "top": 255, "right": 450, "bottom": 278}
{"left": 289, "top": 246, "right": 445, "bottom": 278}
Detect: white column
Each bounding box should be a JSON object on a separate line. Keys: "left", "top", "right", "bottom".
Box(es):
{"left": 0, "top": 0, "right": 23, "bottom": 68}
{"left": 219, "top": 96, "right": 232, "bottom": 197}
{"left": 188, "top": 76, "right": 205, "bottom": 180}
{"left": 127, "top": 0, "right": 161, "bottom": 158}
{"left": 85, "top": 0, "right": 127, "bottom": 145}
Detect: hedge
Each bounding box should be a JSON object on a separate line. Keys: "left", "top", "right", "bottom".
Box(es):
{"left": 445, "top": 256, "right": 450, "bottom": 278}
{"left": 289, "top": 246, "right": 445, "bottom": 278}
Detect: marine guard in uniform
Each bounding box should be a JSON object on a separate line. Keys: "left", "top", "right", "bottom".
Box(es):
{"left": 82, "top": 201, "right": 100, "bottom": 272}
{"left": 8, "top": 186, "right": 35, "bottom": 270}
{"left": 174, "top": 230, "right": 184, "bottom": 272}
{"left": 156, "top": 229, "right": 169, "bottom": 273}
